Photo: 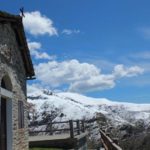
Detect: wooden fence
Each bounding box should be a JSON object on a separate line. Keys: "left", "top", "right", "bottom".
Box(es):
{"left": 29, "top": 118, "right": 123, "bottom": 150}
{"left": 100, "top": 129, "right": 122, "bottom": 150}
{"left": 29, "top": 120, "right": 85, "bottom": 138}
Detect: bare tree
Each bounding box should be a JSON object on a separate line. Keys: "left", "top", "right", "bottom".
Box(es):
{"left": 41, "top": 102, "right": 63, "bottom": 134}
{"left": 28, "top": 102, "right": 39, "bottom": 126}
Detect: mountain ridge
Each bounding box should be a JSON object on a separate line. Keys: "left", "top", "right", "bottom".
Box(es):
{"left": 27, "top": 87, "right": 150, "bottom": 127}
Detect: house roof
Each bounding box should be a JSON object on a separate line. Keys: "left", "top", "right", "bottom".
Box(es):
{"left": 0, "top": 11, "right": 35, "bottom": 79}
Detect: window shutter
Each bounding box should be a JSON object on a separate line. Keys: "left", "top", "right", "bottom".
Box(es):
{"left": 18, "top": 101, "right": 24, "bottom": 128}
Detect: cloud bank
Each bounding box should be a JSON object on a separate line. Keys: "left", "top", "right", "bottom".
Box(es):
{"left": 34, "top": 59, "right": 144, "bottom": 93}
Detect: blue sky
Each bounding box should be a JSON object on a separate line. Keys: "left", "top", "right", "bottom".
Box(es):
{"left": 1, "top": 0, "right": 150, "bottom": 103}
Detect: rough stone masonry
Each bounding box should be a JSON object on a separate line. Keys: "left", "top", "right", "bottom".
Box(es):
{"left": 0, "top": 11, "right": 35, "bottom": 150}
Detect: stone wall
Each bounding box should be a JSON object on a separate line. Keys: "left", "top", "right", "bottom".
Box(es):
{"left": 0, "top": 22, "right": 28, "bottom": 150}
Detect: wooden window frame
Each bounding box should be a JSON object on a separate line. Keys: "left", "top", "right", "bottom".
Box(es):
{"left": 18, "top": 101, "right": 24, "bottom": 129}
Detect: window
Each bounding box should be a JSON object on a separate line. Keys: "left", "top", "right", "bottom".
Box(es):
{"left": 18, "top": 101, "right": 24, "bottom": 129}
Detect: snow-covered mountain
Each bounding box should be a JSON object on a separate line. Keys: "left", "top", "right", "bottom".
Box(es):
{"left": 27, "top": 87, "right": 150, "bottom": 127}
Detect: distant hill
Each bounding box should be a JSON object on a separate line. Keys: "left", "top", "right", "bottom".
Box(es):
{"left": 28, "top": 87, "right": 150, "bottom": 127}
{"left": 28, "top": 87, "right": 150, "bottom": 149}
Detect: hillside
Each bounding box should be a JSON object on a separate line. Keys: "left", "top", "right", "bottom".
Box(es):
{"left": 27, "top": 87, "right": 150, "bottom": 149}
{"left": 28, "top": 87, "right": 150, "bottom": 127}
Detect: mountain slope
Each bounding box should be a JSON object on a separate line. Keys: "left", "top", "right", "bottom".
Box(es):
{"left": 27, "top": 87, "right": 150, "bottom": 127}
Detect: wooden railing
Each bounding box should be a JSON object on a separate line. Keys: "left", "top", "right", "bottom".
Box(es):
{"left": 29, "top": 120, "right": 86, "bottom": 138}
{"left": 29, "top": 118, "right": 123, "bottom": 149}
{"left": 100, "top": 129, "right": 122, "bottom": 150}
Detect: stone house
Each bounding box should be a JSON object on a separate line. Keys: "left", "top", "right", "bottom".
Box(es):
{"left": 0, "top": 11, "right": 35, "bottom": 150}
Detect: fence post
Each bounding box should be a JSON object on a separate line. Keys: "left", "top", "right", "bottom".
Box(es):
{"left": 81, "top": 120, "right": 85, "bottom": 132}
{"left": 76, "top": 120, "right": 80, "bottom": 135}
{"left": 50, "top": 123, "right": 53, "bottom": 135}
{"left": 69, "top": 120, "right": 74, "bottom": 138}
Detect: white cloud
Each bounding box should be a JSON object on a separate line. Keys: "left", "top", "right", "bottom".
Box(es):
{"left": 119, "top": 51, "right": 150, "bottom": 73}
{"left": 35, "top": 60, "right": 100, "bottom": 87}
{"left": 23, "top": 11, "right": 58, "bottom": 36}
{"left": 27, "top": 84, "right": 42, "bottom": 95}
{"left": 34, "top": 59, "right": 144, "bottom": 93}
{"left": 32, "top": 51, "right": 55, "bottom": 60}
{"left": 113, "top": 64, "right": 144, "bottom": 78}
{"left": 28, "top": 41, "right": 42, "bottom": 51}
{"left": 69, "top": 75, "right": 115, "bottom": 92}
{"left": 28, "top": 41, "right": 56, "bottom": 60}
{"left": 62, "top": 29, "right": 80, "bottom": 35}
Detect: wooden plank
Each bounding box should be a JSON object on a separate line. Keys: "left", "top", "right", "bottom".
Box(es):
{"left": 76, "top": 120, "right": 80, "bottom": 135}
{"left": 29, "top": 133, "right": 87, "bottom": 149}
{"left": 29, "top": 128, "right": 70, "bottom": 133}
{"left": 100, "top": 129, "right": 122, "bottom": 150}
{"left": 69, "top": 120, "right": 74, "bottom": 138}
